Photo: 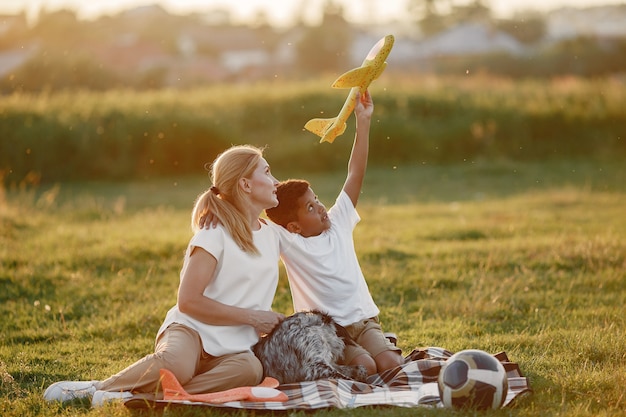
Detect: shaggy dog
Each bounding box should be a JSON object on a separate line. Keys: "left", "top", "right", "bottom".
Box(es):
{"left": 253, "top": 310, "right": 369, "bottom": 384}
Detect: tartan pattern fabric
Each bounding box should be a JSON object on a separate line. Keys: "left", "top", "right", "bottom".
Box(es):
{"left": 143, "top": 347, "right": 531, "bottom": 410}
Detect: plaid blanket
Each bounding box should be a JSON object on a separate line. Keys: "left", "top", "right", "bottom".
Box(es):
{"left": 131, "top": 347, "right": 531, "bottom": 410}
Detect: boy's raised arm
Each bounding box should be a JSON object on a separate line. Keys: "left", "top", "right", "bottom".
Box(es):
{"left": 342, "top": 90, "right": 373, "bottom": 207}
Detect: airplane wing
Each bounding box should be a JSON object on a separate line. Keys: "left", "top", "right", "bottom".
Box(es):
{"left": 331, "top": 67, "right": 372, "bottom": 89}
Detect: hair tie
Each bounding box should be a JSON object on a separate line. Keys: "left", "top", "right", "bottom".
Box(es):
{"left": 210, "top": 186, "right": 220, "bottom": 195}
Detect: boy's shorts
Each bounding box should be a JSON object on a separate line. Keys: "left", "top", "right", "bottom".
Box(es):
{"left": 340, "top": 316, "right": 402, "bottom": 365}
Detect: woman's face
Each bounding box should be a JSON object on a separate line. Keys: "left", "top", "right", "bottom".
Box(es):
{"left": 246, "top": 157, "right": 279, "bottom": 209}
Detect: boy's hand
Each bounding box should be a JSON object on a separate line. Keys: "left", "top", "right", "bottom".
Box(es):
{"left": 355, "top": 90, "right": 374, "bottom": 121}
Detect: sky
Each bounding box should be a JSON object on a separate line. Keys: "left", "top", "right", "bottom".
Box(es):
{"left": 0, "top": 0, "right": 624, "bottom": 26}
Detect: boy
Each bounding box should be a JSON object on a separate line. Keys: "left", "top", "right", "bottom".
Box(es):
{"left": 264, "top": 91, "right": 404, "bottom": 375}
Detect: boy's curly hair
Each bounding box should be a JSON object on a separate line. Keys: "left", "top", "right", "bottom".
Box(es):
{"left": 266, "top": 179, "right": 310, "bottom": 228}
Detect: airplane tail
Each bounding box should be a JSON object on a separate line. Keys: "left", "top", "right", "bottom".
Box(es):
{"left": 304, "top": 117, "right": 347, "bottom": 143}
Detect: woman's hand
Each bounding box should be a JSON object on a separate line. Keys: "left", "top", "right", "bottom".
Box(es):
{"left": 249, "top": 310, "right": 285, "bottom": 336}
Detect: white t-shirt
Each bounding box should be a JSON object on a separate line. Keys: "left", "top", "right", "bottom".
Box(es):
{"left": 157, "top": 220, "right": 280, "bottom": 356}
{"left": 270, "top": 191, "right": 379, "bottom": 326}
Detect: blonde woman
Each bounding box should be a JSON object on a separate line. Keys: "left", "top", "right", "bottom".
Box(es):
{"left": 44, "top": 145, "right": 284, "bottom": 406}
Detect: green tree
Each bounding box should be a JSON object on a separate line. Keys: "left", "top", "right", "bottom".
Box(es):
{"left": 31, "top": 9, "right": 86, "bottom": 45}
{"left": 496, "top": 13, "right": 546, "bottom": 45}
{"left": 295, "top": 1, "right": 353, "bottom": 75}
{"left": 0, "top": 12, "right": 29, "bottom": 49}
{"left": 2, "top": 51, "right": 120, "bottom": 92}
{"left": 408, "top": 0, "right": 493, "bottom": 36}
{"left": 408, "top": 0, "right": 451, "bottom": 35}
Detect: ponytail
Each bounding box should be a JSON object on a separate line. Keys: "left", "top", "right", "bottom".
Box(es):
{"left": 191, "top": 145, "right": 264, "bottom": 255}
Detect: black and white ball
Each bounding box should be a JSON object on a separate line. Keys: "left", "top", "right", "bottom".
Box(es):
{"left": 438, "top": 349, "right": 508, "bottom": 410}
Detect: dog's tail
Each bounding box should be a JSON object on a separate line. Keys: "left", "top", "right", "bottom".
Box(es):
{"left": 333, "top": 321, "right": 359, "bottom": 347}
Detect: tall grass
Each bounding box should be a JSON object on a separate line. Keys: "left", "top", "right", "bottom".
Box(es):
{"left": 1, "top": 76, "right": 625, "bottom": 184}
{"left": 1, "top": 159, "right": 625, "bottom": 416}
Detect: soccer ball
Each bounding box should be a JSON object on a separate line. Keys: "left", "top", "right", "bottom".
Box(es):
{"left": 438, "top": 349, "right": 508, "bottom": 410}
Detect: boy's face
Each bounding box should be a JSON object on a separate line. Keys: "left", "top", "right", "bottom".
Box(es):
{"left": 287, "top": 187, "right": 330, "bottom": 237}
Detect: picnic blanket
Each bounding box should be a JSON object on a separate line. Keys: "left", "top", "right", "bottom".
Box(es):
{"left": 125, "top": 347, "right": 531, "bottom": 410}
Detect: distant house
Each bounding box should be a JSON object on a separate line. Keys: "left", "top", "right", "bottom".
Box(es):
{"left": 371, "top": 22, "right": 526, "bottom": 71}
{"left": 546, "top": 5, "right": 626, "bottom": 40}
{"left": 414, "top": 22, "right": 525, "bottom": 59}
{"left": 4, "top": 3, "right": 624, "bottom": 87}
{"left": 0, "top": 13, "right": 33, "bottom": 78}
{"left": 0, "top": 46, "right": 36, "bottom": 78}
{"left": 96, "top": 33, "right": 172, "bottom": 73}
{"left": 210, "top": 27, "right": 275, "bottom": 76}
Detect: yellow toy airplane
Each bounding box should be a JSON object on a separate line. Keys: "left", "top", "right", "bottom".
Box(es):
{"left": 304, "top": 34, "right": 394, "bottom": 144}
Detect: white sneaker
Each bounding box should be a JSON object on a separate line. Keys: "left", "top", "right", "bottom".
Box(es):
{"left": 91, "top": 390, "right": 133, "bottom": 407}
{"left": 43, "top": 380, "right": 98, "bottom": 402}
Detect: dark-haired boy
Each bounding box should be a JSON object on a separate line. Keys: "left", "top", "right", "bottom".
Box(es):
{"left": 265, "top": 91, "right": 403, "bottom": 375}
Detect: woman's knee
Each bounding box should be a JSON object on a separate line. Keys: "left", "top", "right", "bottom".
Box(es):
{"left": 154, "top": 324, "right": 202, "bottom": 384}
{"left": 209, "top": 352, "right": 264, "bottom": 387}
{"left": 152, "top": 351, "right": 196, "bottom": 385}
{"left": 238, "top": 353, "right": 264, "bottom": 384}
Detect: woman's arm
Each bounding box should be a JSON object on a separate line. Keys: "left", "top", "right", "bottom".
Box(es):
{"left": 177, "top": 247, "right": 284, "bottom": 335}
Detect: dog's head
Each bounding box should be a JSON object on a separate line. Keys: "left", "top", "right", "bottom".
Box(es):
{"left": 310, "top": 310, "right": 359, "bottom": 347}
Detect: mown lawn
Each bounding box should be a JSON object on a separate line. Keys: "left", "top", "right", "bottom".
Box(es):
{"left": 1, "top": 159, "right": 624, "bottom": 417}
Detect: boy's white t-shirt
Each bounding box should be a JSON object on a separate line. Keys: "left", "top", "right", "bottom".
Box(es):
{"left": 157, "top": 221, "right": 280, "bottom": 356}
{"left": 271, "top": 191, "right": 379, "bottom": 326}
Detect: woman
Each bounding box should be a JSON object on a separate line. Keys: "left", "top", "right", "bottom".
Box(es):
{"left": 44, "top": 145, "right": 285, "bottom": 406}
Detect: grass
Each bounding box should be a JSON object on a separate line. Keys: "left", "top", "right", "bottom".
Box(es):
{"left": 1, "top": 159, "right": 625, "bottom": 417}
{"left": 2, "top": 76, "right": 625, "bottom": 183}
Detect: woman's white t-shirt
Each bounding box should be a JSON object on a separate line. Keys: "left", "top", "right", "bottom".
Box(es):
{"left": 270, "top": 191, "right": 379, "bottom": 326}
{"left": 157, "top": 221, "right": 280, "bottom": 356}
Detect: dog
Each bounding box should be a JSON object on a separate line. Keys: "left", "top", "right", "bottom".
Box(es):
{"left": 252, "top": 310, "right": 369, "bottom": 384}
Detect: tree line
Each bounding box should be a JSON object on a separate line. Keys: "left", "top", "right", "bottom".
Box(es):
{"left": 1, "top": 1, "right": 625, "bottom": 93}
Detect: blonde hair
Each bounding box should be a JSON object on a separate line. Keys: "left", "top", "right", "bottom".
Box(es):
{"left": 191, "top": 145, "right": 264, "bottom": 255}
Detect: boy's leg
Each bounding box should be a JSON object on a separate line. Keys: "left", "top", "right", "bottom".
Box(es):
{"left": 342, "top": 344, "right": 377, "bottom": 375}
{"left": 98, "top": 323, "right": 202, "bottom": 394}
{"left": 373, "top": 350, "right": 405, "bottom": 372}
{"left": 348, "top": 317, "right": 404, "bottom": 373}
{"left": 183, "top": 351, "right": 263, "bottom": 394}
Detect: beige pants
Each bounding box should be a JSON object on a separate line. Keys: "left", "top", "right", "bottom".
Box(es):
{"left": 342, "top": 316, "right": 402, "bottom": 364}
{"left": 98, "top": 323, "right": 263, "bottom": 398}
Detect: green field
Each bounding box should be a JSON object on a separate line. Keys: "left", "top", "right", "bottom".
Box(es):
{"left": 2, "top": 76, "right": 625, "bottom": 185}
{"left": 1, "top": 158, "right": 625, "bottom": 417}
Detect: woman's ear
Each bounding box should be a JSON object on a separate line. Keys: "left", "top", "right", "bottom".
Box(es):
{"left": 239, "top": 177, "right": 251, "bottom": 193}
